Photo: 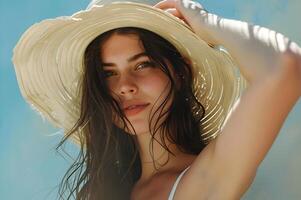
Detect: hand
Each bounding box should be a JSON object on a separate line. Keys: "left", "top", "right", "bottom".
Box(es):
{"left": 154, "top": 0, "right": 207, "bottom": 19}
{"left": 154, "top": 0, "right": 189, "bottom": 24}
{"left": 153, "top": 0, "right": 217, "bottom": 44}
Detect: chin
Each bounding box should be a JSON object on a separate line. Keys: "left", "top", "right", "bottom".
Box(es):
{"left": 112, "top": 115, "right": 151, "bottom": 135}
{"left": 126, "top": 121, "right": 150, "bottom": 136}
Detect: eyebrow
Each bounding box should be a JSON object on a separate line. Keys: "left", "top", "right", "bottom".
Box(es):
{"left": 101, "top": 52, "right": 149, "bottom": 67}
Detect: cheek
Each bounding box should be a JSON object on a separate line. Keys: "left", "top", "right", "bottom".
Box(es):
{"left": 139, "top": 72, "right": 174, "bottom": 118}
{"left": 139, "top": 71, "right": 170, "bottom": 93}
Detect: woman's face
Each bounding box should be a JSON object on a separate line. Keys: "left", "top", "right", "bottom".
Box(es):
{"left": 100, "top": 33, "right": 173, "bottom": 135}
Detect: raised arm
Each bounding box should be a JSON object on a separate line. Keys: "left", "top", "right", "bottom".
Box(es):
{"left": 155, "top": 0, "right": 301, "bottom": 83}
{"left": 154, "top": 1, "right": 301, "bottom": 199}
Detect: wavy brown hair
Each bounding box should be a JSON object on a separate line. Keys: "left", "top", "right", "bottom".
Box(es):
{"left": 56, "top": 27, "right": 206, "bottom": 200}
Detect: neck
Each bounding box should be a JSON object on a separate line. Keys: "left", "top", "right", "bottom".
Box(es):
{"left": 133, "top": 131, "right": 196, "bottom": 182}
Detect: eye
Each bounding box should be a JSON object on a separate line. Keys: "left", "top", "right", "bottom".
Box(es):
{"left": 103, "top": 61, "right": 156, "bottom": 78}
{"left": 103, "top": 70, "right": 116, "bottom": 78}
{"left": 136, "top": 61, "right": 156, "bottom": 70}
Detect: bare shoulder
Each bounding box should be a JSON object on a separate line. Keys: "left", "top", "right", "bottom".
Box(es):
{"left": 131, "top": 165, "right": 207, "bottom": 200}
{"left": 165, "top": 142, "right": 218, "bottom": 200}
{"left": 173, "top": 52, "right": 301, "bottom": 200}
{"left": 131, "top": 52, "right": 301, "bottom": 200}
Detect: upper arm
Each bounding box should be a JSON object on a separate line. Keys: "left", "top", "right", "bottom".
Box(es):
{"left": 205, "top": 52, "right": 301, "bottom": 199}
{"left": 173, "top": 53, "right": 301, "bottom": 200}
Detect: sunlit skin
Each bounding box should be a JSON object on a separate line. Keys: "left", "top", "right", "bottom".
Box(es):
{"left": 99, "top": 33, "right": 197, "bottom": 189}
{"left": 100, "top": 34, "right": 172, "bottom": 135}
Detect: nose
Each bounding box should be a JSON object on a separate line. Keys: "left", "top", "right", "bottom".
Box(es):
{"left": 117, "top": 76, "right": 138, "bottom": 97}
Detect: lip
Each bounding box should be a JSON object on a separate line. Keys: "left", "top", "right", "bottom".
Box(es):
{"left": 123, "top": 103, "right": 150, "bottom": 117}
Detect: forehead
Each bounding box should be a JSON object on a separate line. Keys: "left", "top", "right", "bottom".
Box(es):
{"left": 100, "top": 34, "right": 145, "bottom": 61}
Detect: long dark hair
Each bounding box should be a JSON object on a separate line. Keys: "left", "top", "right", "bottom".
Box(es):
{"left": 56, "top": 27, "right": 206, "bottom": 200}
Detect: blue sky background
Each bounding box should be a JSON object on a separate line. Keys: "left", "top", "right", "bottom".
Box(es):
{"left": 1, "top": 0, "right": 300, "bottom": 199}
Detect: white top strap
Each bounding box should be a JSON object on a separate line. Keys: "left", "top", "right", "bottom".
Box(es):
{"left": 168, "top": 166, "right": 191, "bottom": 200}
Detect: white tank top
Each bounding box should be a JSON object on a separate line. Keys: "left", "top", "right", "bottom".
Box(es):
{"left": 168, "top": 166, "right": 191, "bottom": 200}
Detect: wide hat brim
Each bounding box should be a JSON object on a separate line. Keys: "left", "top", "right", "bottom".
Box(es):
{"left": 13, "top": 1, "right": 248, "bottom": 144}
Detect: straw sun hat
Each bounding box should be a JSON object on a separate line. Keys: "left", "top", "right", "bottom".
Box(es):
{"left": 12, "top": 0, "right": 248, "bottom": 144}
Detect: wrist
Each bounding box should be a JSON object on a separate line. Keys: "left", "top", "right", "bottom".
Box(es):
{"left": 193, "top": 12, "right": 221, "bottom": 45}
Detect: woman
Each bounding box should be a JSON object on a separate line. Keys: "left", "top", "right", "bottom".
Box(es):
{"left": 12, "top": 0, "right": 301, "bottom": 199}
{"left": 72, "top": 26, "right": 209, "bottom": 200}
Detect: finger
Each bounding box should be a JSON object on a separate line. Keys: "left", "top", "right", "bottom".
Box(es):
{"left": 165, "top": 8, "right": 183, "bottom": 19}
{"left": 153, "top": 0, "right": 177, "bottom": 10}
{"left": 165, "top": 8, "right": 191, "bottom": 26}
